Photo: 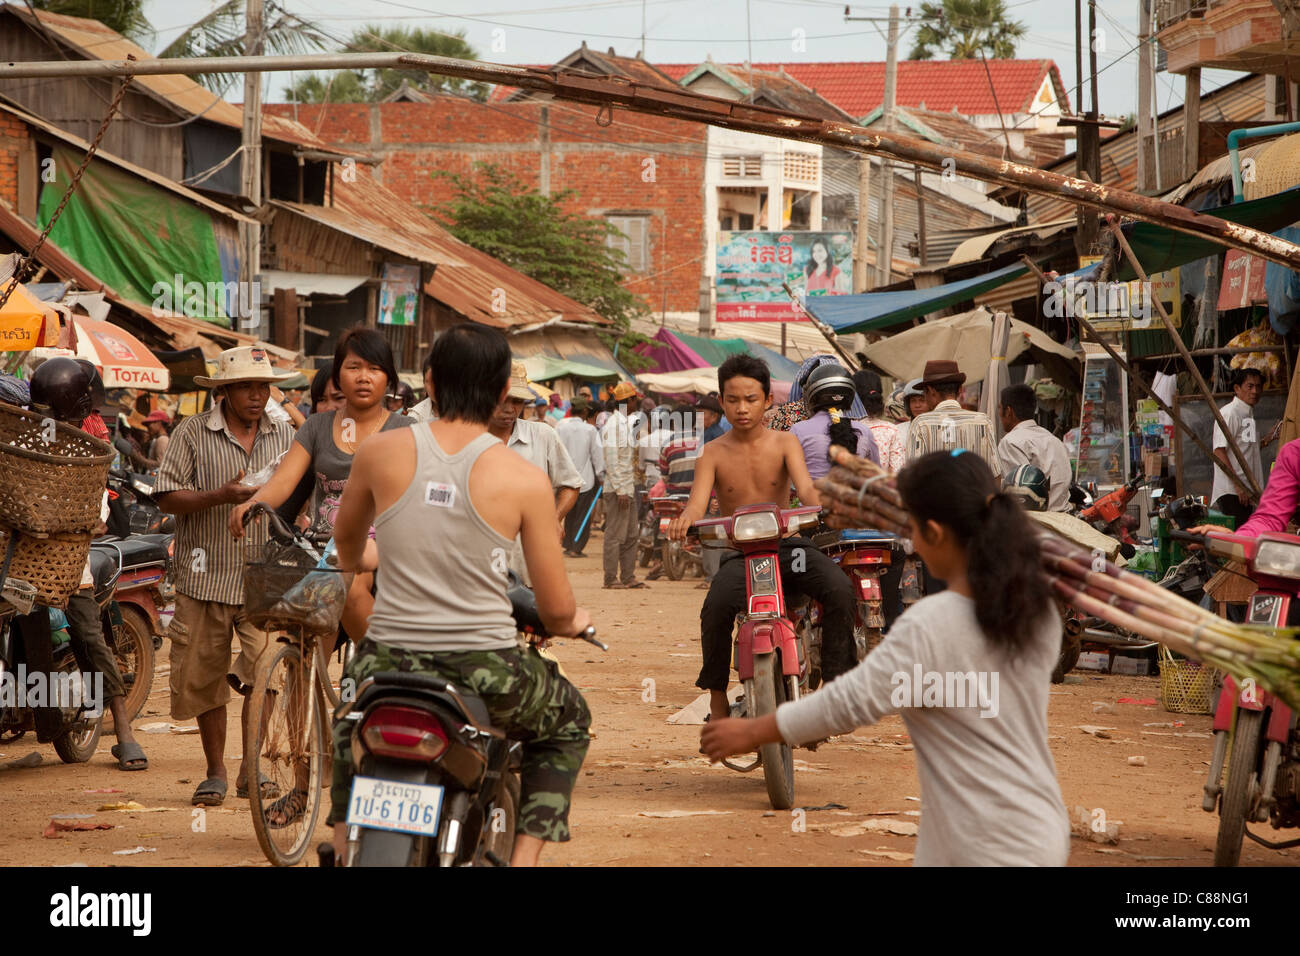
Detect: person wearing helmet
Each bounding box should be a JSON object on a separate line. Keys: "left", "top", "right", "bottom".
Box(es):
{"left": 998, "top": 384, "right": 1072, "bottom": 513}
{"left": 790, "top": 362, "right": 880, "bottom": 481}
{"left": 21, "top": 357, "right": 149, "bottom": 769}
{"left": 1005, "top": 463, "right": 1051, "bottom": 512}
{"left": 894, "top": 378, "right": 927, "bottom": 448}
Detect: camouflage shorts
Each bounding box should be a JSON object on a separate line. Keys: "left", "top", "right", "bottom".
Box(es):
{"left": 330, "top": 639, "right": 591, "bottom": 843}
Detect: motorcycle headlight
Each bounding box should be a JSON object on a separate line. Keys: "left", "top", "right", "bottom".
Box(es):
{"left": 1254, "top": 540, "right": 1300, "bottom": 580}
{"left": 733, "top": 510, "right": 780, "bottom": 543}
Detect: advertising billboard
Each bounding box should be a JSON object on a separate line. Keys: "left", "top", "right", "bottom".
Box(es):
{"left": 715, "top": 231, "right": 853, "bottom": 321}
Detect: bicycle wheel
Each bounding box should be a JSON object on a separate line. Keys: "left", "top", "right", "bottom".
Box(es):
{"left": 246, "top": 640, "right": 325, "bottom": 866}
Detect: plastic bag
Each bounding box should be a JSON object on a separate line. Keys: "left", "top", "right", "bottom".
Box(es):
{"left": 267, "top": 539, "right": 347, "bottom": 633}
{"left": 241, "top": 451, "right": 286, "bottom": 487}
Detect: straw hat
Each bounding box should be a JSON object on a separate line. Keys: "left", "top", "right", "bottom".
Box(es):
{"left": 193, "top": 346, "right": 296, "bottom": 388}
{"left": 507, "top": 361, "right": 534, "bottom": 401}
{"left": 611, "top": 381, "right": 638, "bottom": 402}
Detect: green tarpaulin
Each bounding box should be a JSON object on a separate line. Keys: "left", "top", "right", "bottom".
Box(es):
{"left": 520, "top": 355, "right": 620, "bottom": 382}
{"left": 38, "top": 144, "right": 233, "bottom": 324}
{"left": 1118, "top": 187, "right": 1300, "bottom": 281}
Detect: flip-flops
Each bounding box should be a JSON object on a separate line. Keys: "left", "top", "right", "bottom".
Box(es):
{"left": 236, "top": 773, "right": 280, "bottom": 800}
{"left": 192, "top": 777, "right": 227, "bottom": 806}
{"left": 110, "top": 741, "right": 148, "bottom": 771}
{"left": 622, "top": 580, "right": 649, "bottom": 589}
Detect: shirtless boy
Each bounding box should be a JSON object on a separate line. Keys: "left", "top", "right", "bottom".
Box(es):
{"left": 668, "top": 354, "right": 858, "bottom": 722}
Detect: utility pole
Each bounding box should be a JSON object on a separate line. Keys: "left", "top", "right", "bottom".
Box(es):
{"left": 877, "top": 4, "right": 900, "bottom": 286}
{"left": 240, "top": 0, "right": 264, "bottom": 338}
{"left": 1068, "top": 0, "right": 1107, "bottom": 256}
{"left": 1137, "top": 0, "right": 1153, "bottom": 192}
{"left": 853, "top": 156, "right": 872, "bottom": 292}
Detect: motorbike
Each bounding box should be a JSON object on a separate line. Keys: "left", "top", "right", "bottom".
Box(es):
{"left": 651, "top": 494, "right": 704, "bottom": 580}
{"left": 106, "top": 467, "right": 174, "bottom": 537}
{"left": 690, "top": 502, "right": 822, "bottom": 810}
{"left": 1176, "top": 527, "right": 1300, "bottom": 866}
{"left": 1074, "top": 474, "right": 1147, "bottom": 559}
{"left": 813, "top": 528, "right": 896, "bottom": 661}
{"left": 326, "top": 575, "right": 607, "bottom": 867}
{"left": 91, "top": 534, "right": 171, "bottom": 729}
{"left": 0, "top": 571, "right": 107, "bottom": 763}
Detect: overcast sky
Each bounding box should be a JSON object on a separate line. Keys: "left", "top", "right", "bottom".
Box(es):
{"left": 146, "top": 0, "right": 1246, "bottom": 117}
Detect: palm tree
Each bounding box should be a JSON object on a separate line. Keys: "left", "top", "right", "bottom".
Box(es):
{"left": 30, "top": 0, "right": 329, "bottom": 94}
{"left": 283, "top": 26, "right": 487, "bottom": 103}
{"left": 909, "top": 0, "right": 1028, "bottom": 60}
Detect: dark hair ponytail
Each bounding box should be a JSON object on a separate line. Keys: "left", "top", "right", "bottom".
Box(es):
{"left": 826, "top": 404, "right": 858, "bottom": 456}
{"left": 896, "top": 451, "right": 1051, "bottom": 655}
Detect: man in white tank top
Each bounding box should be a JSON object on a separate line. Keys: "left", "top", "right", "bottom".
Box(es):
{"left": 333, "top": 325, "right": 593, "bottom": 868}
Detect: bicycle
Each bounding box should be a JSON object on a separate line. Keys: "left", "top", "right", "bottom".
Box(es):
{"left": 240, "top": 503, "right": 350, "bottom": 866}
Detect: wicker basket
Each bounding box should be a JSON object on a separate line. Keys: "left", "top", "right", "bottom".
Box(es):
{"left": 0, "top": 402, "right": 113, "bottom": 533}
{"left": 1159, "top": 645, "right": 1219, "bottom": 715}
{"left": 0, "top": 525, "right": 93, "bottom": 609}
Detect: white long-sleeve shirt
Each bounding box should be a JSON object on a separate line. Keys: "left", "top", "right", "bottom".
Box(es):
{"left": 998, "top": 419, "right": 1073, "bottom": 512}
{"left": 600, "top": 409, "right": 636, "bottom": 496}
{"left": 776, "top": 591, "right": 1070, "bottom": 866}
{"left": 556, "top": 416, "right": 605, "bottom": 493}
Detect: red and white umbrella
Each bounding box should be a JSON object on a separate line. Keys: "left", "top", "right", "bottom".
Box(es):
{"left": 73, "top": 316, "right": 170, "bottom": 391}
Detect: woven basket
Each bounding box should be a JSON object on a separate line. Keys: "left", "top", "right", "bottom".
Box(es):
{"left": 0, "top": 402, "right": 112, "bottom": 533}
{"left": 0, "top": 525, "right": 93, "bottom": 609}
{"left": 1159, "top": 645, "right": 1219, "bottom": 715}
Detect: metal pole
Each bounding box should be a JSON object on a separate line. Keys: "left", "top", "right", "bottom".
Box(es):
{"left": 1103, "top": 217, "right": 1263, "bottom": 498}
{"left": 5, "top": 52, "right": 1300, "bottom": 270}
{"left": 241, "top": 0, "right": 263, "bottom": 338}
{"left": 1019, "top": 255, "right": 1220, "bottom": 467}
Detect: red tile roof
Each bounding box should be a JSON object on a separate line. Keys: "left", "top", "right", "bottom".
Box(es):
{"left": 657, "top": 59, "right": 1068, "bottom": 119}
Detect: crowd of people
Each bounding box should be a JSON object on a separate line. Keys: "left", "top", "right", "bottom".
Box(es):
{"left": 19, "top": 320, "right": 1295, "bottom": 869}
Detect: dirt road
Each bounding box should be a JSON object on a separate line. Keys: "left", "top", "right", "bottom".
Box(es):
{"left": 1, "top": 541, "right": 1293, "bottom": 867}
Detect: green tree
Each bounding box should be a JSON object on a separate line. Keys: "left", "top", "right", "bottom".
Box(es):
{"left": 30, "top": 0, "right": 329, "bottom": 94}
{"left": 283, "top": 26, "right": 488, "bottom": 104}
{"left": 909, "top": 0, "right": 1028, "bottom": 60}
{"left": 430, "top": 163, "right": 652, "bottom": 366}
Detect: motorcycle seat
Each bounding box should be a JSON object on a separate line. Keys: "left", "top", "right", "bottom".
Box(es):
{"left": 360, "top": 670, "right": 493, "bottom": 730}
{"left": 87, "top": 546, "right": 120, "bottom": 600}
{"left": 96, "top": 534, "right": 171, "bottom": 568}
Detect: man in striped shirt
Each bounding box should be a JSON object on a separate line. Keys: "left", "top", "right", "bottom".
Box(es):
{"left": 906, "top": 359, "right": 1001, "bottom": 479}
{"left": 155, "top": 347, "right": 295, "bottom": 807}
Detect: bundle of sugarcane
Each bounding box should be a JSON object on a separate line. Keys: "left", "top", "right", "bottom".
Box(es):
{"left": 815, "top": 445, "right": 910, "bottom": 537}
{"left": 1042, "top": 534, "right": 1300, "bottom": 710}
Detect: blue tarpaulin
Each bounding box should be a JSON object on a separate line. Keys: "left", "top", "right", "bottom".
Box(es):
{"left": 803, "top": 262, "right": 1029, "bottom": 334}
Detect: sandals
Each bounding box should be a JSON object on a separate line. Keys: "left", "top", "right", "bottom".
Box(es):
{"left": 236, "top": 773, "right": 280, "bottom": 800}
{"left": 266, "top": 787, "right": 309, "bottom": 829}
{"left": 192, "top": 777, "right": 227, "bottom": 806}
{"left": 623, "top": 580, "right": 649, "bottom": 589}
{"left": 111, "top": 741, "right": 148, "bottom": 771}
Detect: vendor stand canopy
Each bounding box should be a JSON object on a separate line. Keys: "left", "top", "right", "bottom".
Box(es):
{"left": 520, "top": 355, "right": 621, "bottom": 383}
{"left": 636, "top": 365, "right": 792, "bottom": 403}
{"left": 634, "top": 327, "right": 802, "bottom": 384}
{"left": 857, "top": 307, "right": 1080, "bottom": 388}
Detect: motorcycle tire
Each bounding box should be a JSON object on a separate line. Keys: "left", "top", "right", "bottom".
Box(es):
{"left": 476, "top": 771, "right": 520, "bottom": 867}
{"left": 1214, "top": 708, "right": 1263, "bottom": 867}
{"left": 105, "top": 604, "right": 155, "bottom": 732}
{"left": 51, "top": 655, "right": 103, "bottom": 764}
{"left": 639, "top": 545, "right": 652, "bottom": 569}
{"left": 662, "top": 540, "right": 688, "bottom": 581}
{"left": 1051, "top": 636, "right": 1081, "bottom": 685}
{"left": 748, "top": 651, "right": 794, "bottom": 811}
{"left": 353, "top": 821, "right": 430, "bottom": 867}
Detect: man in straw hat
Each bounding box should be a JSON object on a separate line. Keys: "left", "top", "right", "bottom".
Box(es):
{"left": 906, "top": 359, "right": 1000, "bottom": 477}
{"left": 154, "top": 346, "right": 295, "bottom": 807}
{"left": 601, "top": 380, "right": 647, "bottom": 588}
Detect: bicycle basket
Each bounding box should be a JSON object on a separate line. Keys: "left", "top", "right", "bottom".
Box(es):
{"left": 243, "top": 538, "right": 348, "bottom": 635}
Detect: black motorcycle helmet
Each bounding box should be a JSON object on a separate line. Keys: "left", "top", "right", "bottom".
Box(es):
{"left": 76, "top": 359, "right": 105, "bottom": 409}
{"left": 1005, "top": 463, "right": 1050, "bottom": 512}
{"left": 803, "top": 363, "right": 858, "bottom": 414}
{"left": 30, "top": 357, "right": 93, "bottom": 424}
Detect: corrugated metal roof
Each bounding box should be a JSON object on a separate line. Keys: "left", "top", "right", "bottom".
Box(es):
{"left": 949, "top": 218, "right": 1075, "bottom": 264}
{"left": 275, "top": 169, "right": 606, "bottom": 330}
{"left": 0, "top": 96, "right": 253, "bottom": 223}
{"left": 5, "top": 3, "right": 359, "bottom": 157}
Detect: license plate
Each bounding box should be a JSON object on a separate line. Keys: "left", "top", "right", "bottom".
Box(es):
{"left": 345, "top": 775, "right": 444, "bottom": 836}
{"left": 658, "top": 517, "right": 670, "bottom": 532}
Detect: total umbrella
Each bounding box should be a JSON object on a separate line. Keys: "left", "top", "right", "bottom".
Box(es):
{"left": 73, "top": 315, "right": 171, "bottom": 390}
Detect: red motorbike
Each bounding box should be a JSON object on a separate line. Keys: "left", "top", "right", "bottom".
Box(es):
{"left": 1075, "top": 474, "right": 1147, "bottom": 558}
{"left": 651, "top": 494, "right": 703, "bottom": 580}
{"left": 813, "top": 528, "right": 895, "bottom": 660}
{"left": 692, "top": 503, "right": 821, "bottom": 810}
{"left": 1174, "top": 527, "right": 1300, "bottom": 866}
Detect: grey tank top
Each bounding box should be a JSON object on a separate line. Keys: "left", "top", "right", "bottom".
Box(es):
{"left": 367, "top": 426, "right": 518, "bottom": 652}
